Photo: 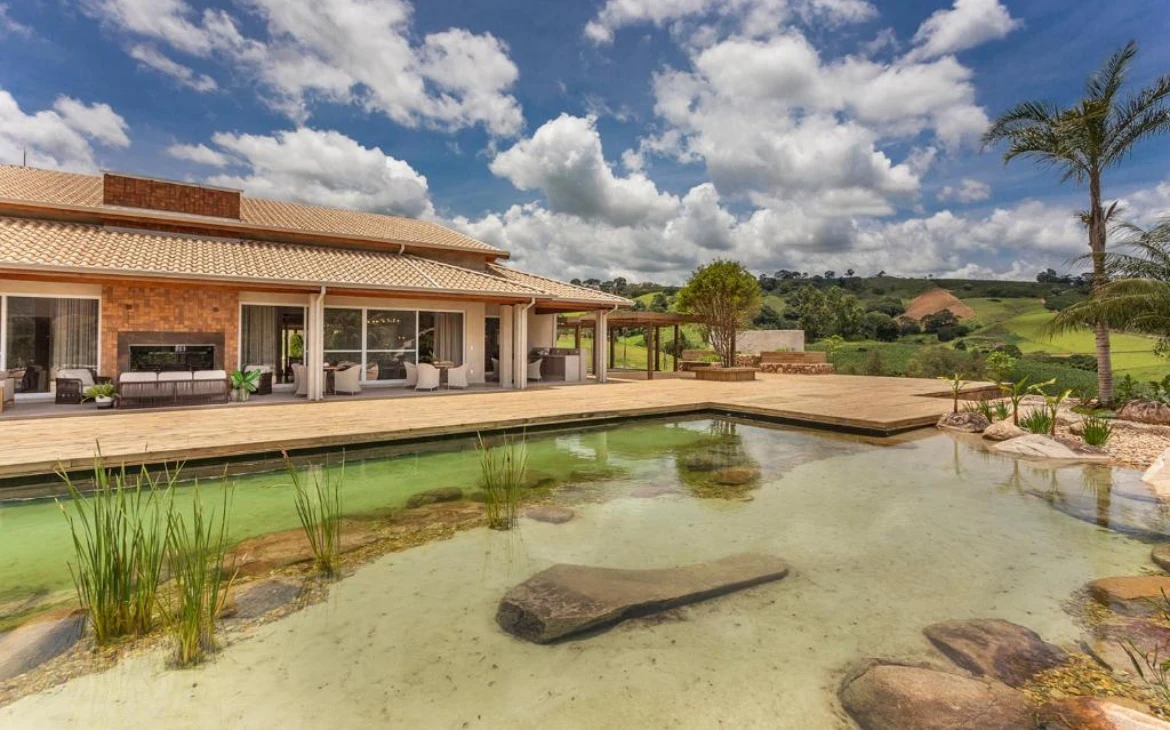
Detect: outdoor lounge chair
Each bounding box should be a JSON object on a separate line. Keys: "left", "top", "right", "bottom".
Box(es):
{"left": 55, "top": 368, "right": 110, "bottom": 405}
{"left": 0, "top": 370, "right": 14, "bottom": 409}
{"left": 244, "top": 365, "right": 274, "bottom": 395}
{"left": 292, "top": 363, "right": 308, "bottom": 397}
{"left": 404, "top": 361, "right": 418, "bottom": 388}
{"left": 415, "top": 363, "right": 440, "bottom": 391}
{"left": 446, "top": 363, "right": 469, "bottom": 390}
{"left": 527, "top": 358, "right": 543, "bottom": 382}
{"left": 333, "top": 365, "right": 362, "bottom": 395}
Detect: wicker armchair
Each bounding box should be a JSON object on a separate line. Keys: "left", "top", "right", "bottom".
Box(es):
{"left": 55, "top": 368, "right": 111, "bottom": 405}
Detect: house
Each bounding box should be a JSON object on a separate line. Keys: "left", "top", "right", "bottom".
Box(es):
{"left": 0, "top": 165, "right": 628, "bottom": 404}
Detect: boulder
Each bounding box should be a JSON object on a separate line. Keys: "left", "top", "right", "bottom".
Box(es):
{"left": 525, "top": 506, "right": 575, "bottom": 525}
{"left": 1088, "top": 618, "right": 1170, "bottom": 674}
{"left": 225, "top": 579, "right": 301, "bottom": 620}
{"left": 712, "top": 466, "right": 760, "bottom": 486}
{"left": 993, "top": 434, "right": 1110, "bottom": 462}
{"left": 495, "top": 553, "right": 789, "bottom": 643}
{"left": 1119, "top": 401, "right": 1170, "bottom": 426}
{"left": 1154, "top": 544, "right": 1170, "bottom": 573}
{"left": 405, "top": 487, "right": 464, "bottom": 508}
{"left": 922, "top": 618, "right": 1067, "bottom": 687}
{"left": 229, "top": 522, "right": 380, "bottom": 578}
{"left": 1088, "top": 576, "right": 1170, "bottom": 616}
{"left": 1039, "top": 697, "right": 1170, "bottom": 730}
{"left": 682, "top": 453, "right": 720, "bottom": 472}
{"left": 1142, "top": 449, "right": 1170, "bottom": 501}
{"left": 0, "top": 608, "right": 87, "bottom": 681}
{"left": 937, "top": 412, "right": 991, "bottom": 433}
{"left": 982, "top": 420, "right": 1025, "bottom": 442}
{"left": 839, "top": 663, "right": 1033, "bottom": 730}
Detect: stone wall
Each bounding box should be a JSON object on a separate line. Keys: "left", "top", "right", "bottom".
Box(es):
{"left": 100, "top": 283, "right": 240, "bottom": 378}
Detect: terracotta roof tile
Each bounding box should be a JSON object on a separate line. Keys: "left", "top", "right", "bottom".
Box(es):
{"left": 487, "top": 264, "right": 631, "bottom": 306}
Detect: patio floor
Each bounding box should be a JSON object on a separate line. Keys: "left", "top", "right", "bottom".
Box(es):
{"left": 0, "top": 372, "right": 990, "bottom": 481}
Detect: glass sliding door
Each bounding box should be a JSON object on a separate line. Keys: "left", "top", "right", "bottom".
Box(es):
{"left": 317, "top": 306, "right": 465, "bottom": 383}
{"left": 323, "top": 308, "right": 363, "bottom": 367}
{"left": 3, "top": 296, "right": 99, "bottom": 394}
{"left": 241, "top": 304, "right": 305, "bottom": 384}
{"left": 365, "top": 309, "right": 416, "bottom": 381}
{"left": 418, "top": 311, "right": 464, "bottom": 366}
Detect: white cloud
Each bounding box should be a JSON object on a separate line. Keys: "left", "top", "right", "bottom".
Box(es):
{"left": 907, "top": 0, "right": 1022, "bottom": 61}
{"left": 489, "top": 114, "right": 679, "bottom": 227}
{"left": 0, "top": 4, "right": 32, "bottom": 37}
{"left": 0, "top": 90, "right": 130, "bottom": 171}
{"left": 202, "top": 128, "right": 433, "bottom": 218}
{"left": 83, "top": 0, "right": 523, "bottom": 136}
{"left": 166, "top": 143, "right": 229, "bottom": 167}
{"left": 129, "top": 45, "right": 217, "bottom": 92}
{"left": 937, "top": 178, "right": 991, "bottom": 203}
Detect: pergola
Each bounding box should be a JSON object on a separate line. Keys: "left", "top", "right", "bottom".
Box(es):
{"left": 558, "top": 311, "right": 701, "bottom": 379}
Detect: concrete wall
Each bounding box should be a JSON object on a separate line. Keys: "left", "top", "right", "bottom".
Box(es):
{"left": 735, "top": 330, "right": 805, "bottom": 353}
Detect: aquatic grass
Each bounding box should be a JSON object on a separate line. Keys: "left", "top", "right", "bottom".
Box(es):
{"left": 478, "top": 434, "right": 527, "bottom": 531}
{"left": 1081, "top": 416, "right": 1114, "bottom": 447}
{"left": 1019, "top": 409, "right": 1055, "bottom": 435}
{"left": 286, "top": 452, "right": 345, "bottom": 576}
{"left": 56, "top": 457, "right": 175, "bottom": 644}
{"left": 162, "top": 484, "right": 235, "bottom": 667}
{"left": 963, "top": 399, "right": 994, "bottom": 422}
{"left": 1122, "top": 638, "right": 1170, "bottom": 703}
{"left": 992, "top": 400, "right": 1011, "bottom": 422}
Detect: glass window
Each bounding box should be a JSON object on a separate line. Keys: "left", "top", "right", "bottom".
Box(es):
{"left": 241, "top": 305, "right": 305, "bottom": 384}
{"left": 366, "top": 310, "right": 415, "bottom": 351}
{"left": 418, "top": 311, "right": 464, "bottom": 365}
{"left": 323, "top": 308, "right": 362, "bottom": 351}
{"left": 366, "top": 351, "right": 416, "bottom": 381}
{"left": 4, "top": 296, "right": 99, "bottom": 394}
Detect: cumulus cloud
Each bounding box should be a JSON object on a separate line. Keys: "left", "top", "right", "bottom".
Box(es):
{"left": 82, "top": 0, "right": 523, "bottom": 135}
{"left": 0, "top": 90, "right": 130, "bottom": 171}
{"left": 166, "top": 142, "right": 229, "bottom": 167}
{"left": 937, "top": 178, "right": 991, "bottom": 203}
{"left": 0, "top": 4, "right": 32, "bottom": 37}
{"left": 197, "top": 128, "right": 433, "bottom": 218}
{"left": 129, "top": 44, "right": 217, "bottom": 92}
{"left": 906, "top": 0, "right": 1022, "bottom": 61}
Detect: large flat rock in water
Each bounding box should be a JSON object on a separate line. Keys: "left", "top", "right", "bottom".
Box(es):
{"left": 0, "top": 609, "right": 86, "bottom": 681}
{"left": 496, "top": 553, "right": 789, "bottom": 643}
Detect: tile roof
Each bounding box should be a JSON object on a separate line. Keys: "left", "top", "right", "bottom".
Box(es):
{"left": 0, "top": 216, "right": 538, "bottom": 297}
{"left": 487, "top": 264, "right": 631, "bottom": 306}
{"left": 0, "top": 165, "right": 504, "bottom": 256}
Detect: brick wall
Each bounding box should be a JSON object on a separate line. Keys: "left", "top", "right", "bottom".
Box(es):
{"left": 103, "top": 174, "right": 241, "bottom": 219}
{"left": 100, "top": 284, "right": 239, "bottom": 377}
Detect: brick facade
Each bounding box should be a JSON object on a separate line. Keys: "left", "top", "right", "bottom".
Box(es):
{"left": 103, "top": 174, "right": 241, "bottom": 219}
{"left": 100, "top": 283, "right": 239, "bottom": 378}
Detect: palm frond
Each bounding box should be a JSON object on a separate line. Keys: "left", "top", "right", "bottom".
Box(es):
{"left": 1048, "top": 278, "right": 1170, "bottom": 337}
{"left": 1085, "top": 40, "right": 1138, "bottom": 103}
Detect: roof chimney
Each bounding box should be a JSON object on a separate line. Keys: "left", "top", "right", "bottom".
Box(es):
{"left": 102, "top": 172, "right": 241, "bottom": 219}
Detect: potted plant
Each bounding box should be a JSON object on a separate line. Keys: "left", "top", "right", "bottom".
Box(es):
{"left": 81, "top": 382, "right": 118, "bottom": 410}
{"left": 230, "top": 369, "right": 261, "bottom": 403}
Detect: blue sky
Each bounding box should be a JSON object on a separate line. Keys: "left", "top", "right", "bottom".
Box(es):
{"left": 1, "top": 0, "right": 1169, "bottom": 283}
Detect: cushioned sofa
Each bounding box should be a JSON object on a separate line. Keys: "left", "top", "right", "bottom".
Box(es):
{"left": 118, "top": 370, "right": 230, "bottom": 408}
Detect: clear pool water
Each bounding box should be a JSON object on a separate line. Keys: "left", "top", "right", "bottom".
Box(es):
{"left": 1, "top": 417, "right": 1166, "bottom": 728}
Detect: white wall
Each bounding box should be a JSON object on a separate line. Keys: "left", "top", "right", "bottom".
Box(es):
{"left": 528, "top": 312, "right": 557, "bottom": 349}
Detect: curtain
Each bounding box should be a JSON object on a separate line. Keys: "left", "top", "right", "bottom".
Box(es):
{"left": 242, "top": 305, "right": 278, "bottom": 369}
{"left": 51, "top": 298, "right": 98, "bottom": 370}
{"left": 434, "top": 312, "right": 463, "bottom": 365}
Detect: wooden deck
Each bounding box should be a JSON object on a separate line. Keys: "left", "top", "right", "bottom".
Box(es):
{"left": 0, "top": 373, "right": 990, "bottom": 480}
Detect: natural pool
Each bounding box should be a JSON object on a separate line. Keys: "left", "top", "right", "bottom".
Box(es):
{"left": 1, "top": 417, "right": 1168, "bottom": 728}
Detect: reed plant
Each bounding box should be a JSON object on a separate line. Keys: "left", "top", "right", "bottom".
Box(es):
{"left": 1019, "top": 409, "right": 1055, "bottom": 435}
{"left": 57, "top": 459, "right": 175, "bottom": 644}
{"left": 1081, "top": 416, "right": 1114, "bottom": 447}
{"left": 478, "top": 434, "right": 527, "bottom": 531}
{"left": 286, "top": 452, "right": 345, "bottom": 576}
{"left": 163, "top": 484, "right": 235, "bottom": 667}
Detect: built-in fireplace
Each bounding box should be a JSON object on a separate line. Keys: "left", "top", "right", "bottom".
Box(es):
{"left": 129, "top": 344, "right": 216, "bottom": 372}
{"left": 117, "top": 332, "right": 225, "bottom": 373}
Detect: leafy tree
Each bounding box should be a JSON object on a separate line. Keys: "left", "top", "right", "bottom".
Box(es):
{"left": 649, "top": 292, "right": 670, "bottom": 312}
{"left": 826, "top": 287, "right": 866, "bottom": 339}
{"left": 863, "top": 311, "right": 899, "bottom": 342}
{"left": 676, "top": 260, "right": 762, "bottom": 366}
{"left": 753, "top": 304, "right": 787, "bottom": 329}
{"left": 984, "top": 41, "right": 1170, "bottom": 405}
{"left": 898, "top": 319, "right": 922, "bottom": 336}
{"left": 789, "top": 286, "right": 834, "bottom": 340}
{"left": 921, "top": 310, "right": 959, "bottom": 333}
{"left": 866, "top": 296, "right": 905, "bottom": 317}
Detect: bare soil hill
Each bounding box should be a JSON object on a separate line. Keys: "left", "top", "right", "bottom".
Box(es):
{"left": 903, "top": 289, "right": 977, "bottom": 321}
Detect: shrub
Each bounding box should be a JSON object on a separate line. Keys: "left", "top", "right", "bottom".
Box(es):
{"left": 1020, "top": 409, "right": 1054, "bottom": 435}
{"left": 1117, "top": 374, "right": 1141, "bottom": 405}
{"left": 1009, "top": 358, "right": 1097, "bottom": 395}
{"left": 863, "top": 311, "right": 899, "bottom": 342}
{"left": 922, "top": 310, "right": 959, "bottom": 333}
{"left": 286, "top": 453, "right": 345, "bottom": 576}
{"left": 57, "top": 459, "right": 175, "bottom": 644}
{"left": 986, "top": 350, "right": 1017, "bottom": 382}
{"left": 1082, "top": 416, "right": 1113, "bottom": 447}
{"left": 478, "top": 434, "right": 527, "bottom": 531}
{"left": 996, "top": 344, "right": 1023, "bottom": 358}
{"left": 863, "top": 349, "right": 885, "bottom": 376}
{"left": 908, "top": 347, "right": 984, "bottom": 379}
{"left": 898, "top": 319, "right": 922, "bottom": 336}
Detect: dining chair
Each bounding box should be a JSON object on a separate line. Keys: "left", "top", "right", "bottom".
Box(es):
{"left": 404, "top": 361, "right": 418, "bottom": 388}
{"left": 446, "top": 364, "right": 469, "bottom": 390}
{"left": 415, "top": 363, "right": 440, "bottom": 392}
{"left": 333, "top": 364, "right": 362, "bottom": 395}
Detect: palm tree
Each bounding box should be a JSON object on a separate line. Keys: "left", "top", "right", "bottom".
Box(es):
{"left": 983, "top": 41, "right": 1170, "bottom": 405}
{"left": 1049, "top": 218, "right": 1170, "bottom": 356}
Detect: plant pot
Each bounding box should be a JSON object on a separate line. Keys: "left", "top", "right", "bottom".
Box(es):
{"left": 233, "top": 389, "right": 250, "bottom": 403}
{"left": 95, "top": 396, "right": 115, "bottom": 410}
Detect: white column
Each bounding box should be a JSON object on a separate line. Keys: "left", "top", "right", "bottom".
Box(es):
{"left": 513, "top": 305, "right": 529, "bottom": 390}
{"left": 498, "top": 305, "right": 514, "bottom": 389}
{"left": 308, "top": 291, "right": 326, "bottom": 401}
{"left": 595, "top": 310, "right": 609, "bottom": 383}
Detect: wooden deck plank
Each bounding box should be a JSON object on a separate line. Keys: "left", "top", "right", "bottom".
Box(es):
{"left": 0, "top": 374, "right": 985, "bottom": 479}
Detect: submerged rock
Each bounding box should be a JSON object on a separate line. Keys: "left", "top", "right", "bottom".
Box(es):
{"left": 1039, "top": 696, "right": 1170, "bottom": 730}
{"left": 1119, "top": 401, "right": 1170, "bottom": 426}
{"left": 982, "top": 420, "right": 1025, "bottom": 442}
{"left": 405, "top": 487, "right": 464, "bottom": 508}
{"left": 1153, "top": 544, "right": 1170, "bottom": 573}
{"left": 922, "top": 618, "right": 1067, "bottom": 687}
{"left": 937, "top": 412, "right": 990, "bottom": 433}
{"left": 495, "top": 553, "right": 789, "bottom": 643}
{"left": 630, "top": 484, "right": 678, "bottom": 499}
{"left": 1088, "top": 576, "right": 1170, "bottom": 616}
{"left": 525, "top": 506, "right": 575, "bottom": 524}
{"left": 712, "top": 466, "right": 760, "bottom": 486}
{"left": 0, "top": 608, "right": 86, "bottom": 681}
{"left": 993, "top": 434, "right": 1110, "bottom": 462}
{"left": 229, "top": 522, "right": 380, "bottom": 578}
{"left": 1142, "top": 449, "right": 1170, "bottom": 501}
{"left": 226, "top": 579, "right": 301, "bottom": 620}
{"left": 839, "top": 662, "right": 1033, "bottom": 730}
{"left": 1088, "top": 618, "right": 1170, "bottom": 674}
{"left": 681, "top": 453, "right": 720, "bottom": 472}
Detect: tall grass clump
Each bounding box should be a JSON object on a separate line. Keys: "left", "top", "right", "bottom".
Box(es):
{"left": 57, "top": 459, "right": 175, "bottom": 644}
{"left": 1082, "top": 416, "right": 1114, "bottom": 447}
{"left": 285, "top": 452, "right": 345, "bottom": 576}
{"left": 1019, "top": 409, "right": 1055, "bottom": 435}
{"left": 478, "top": 434, "right": 527, "bottom": 531}
{"left": 163, "top": 485, "right": 235, "bottom": 667}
